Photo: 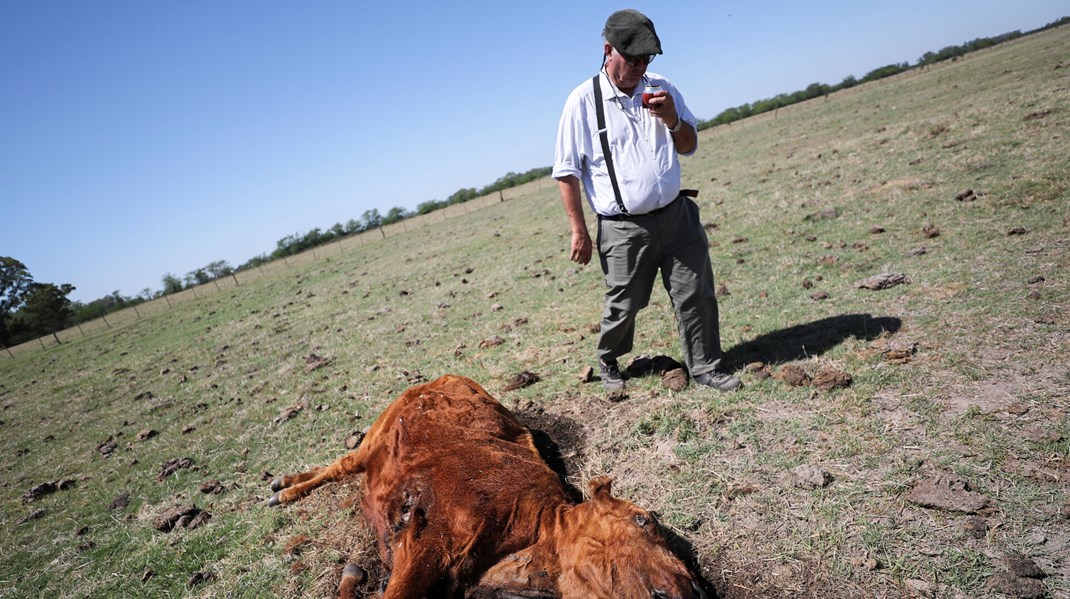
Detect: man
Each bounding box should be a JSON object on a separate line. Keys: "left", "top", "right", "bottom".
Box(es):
{"left": 552, "top": 9, "right": 741, "bottom": 392}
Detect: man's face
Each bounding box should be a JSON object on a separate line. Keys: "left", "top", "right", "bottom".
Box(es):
{"left": 603, "top": 44, "right": 652, "bottom": 93}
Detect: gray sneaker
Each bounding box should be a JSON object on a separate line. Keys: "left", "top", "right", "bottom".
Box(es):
{"left": 693, "top": 370, "right": 742, "bottom": 391}
{"left": 600, "top": 360, "right": 625, "bottom": 392}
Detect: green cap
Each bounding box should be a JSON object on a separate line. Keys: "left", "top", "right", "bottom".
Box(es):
{"left": 603, "top": 9, "right": 662, "bottom": 56}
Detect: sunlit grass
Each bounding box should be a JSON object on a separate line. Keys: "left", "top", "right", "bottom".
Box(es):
{"left": 2, "top": 26, "right": 1069, "bottom": 599}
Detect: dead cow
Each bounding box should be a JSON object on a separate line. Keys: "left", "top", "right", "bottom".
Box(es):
{"left": 269, "top": 374, "right": 707, "bottom": 599}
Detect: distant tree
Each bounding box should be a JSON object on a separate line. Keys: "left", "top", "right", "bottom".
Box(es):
{"left": 238, "top": 253, "right": 271, "bottom": 271}
{"left": 446, "top": 188, "right": 478, "bottom": 205}
{"left": 861, "top": 63, "right": 909, "bottom": 83}
{"left": 21, "top": 283, "right": 75, "bottom": 343}
{"left": 344, "top": 218, "right": 363, "bottom": 234}
{"left": 477, "top": 167, "right": 552, "bottom": 196}
{"left": 697, "top": 20, "right": 1054, "bottom": 135}
{"left": 803, "top": 82, "right": 832, "bottom": 99}
{"left": 275, "top": 233, "right": 300, "bottom": 257}
{"left": 162, "top": 273, "right": 184, "bottom": 295}
{"left": 0, "top": 257, "right": 35, "bottom": 345}
{"left": 966, "top": 37, "right": 996, "bottom": 52}
{"left": 205, "top": 260, "right": 233, "bottom": 279}
{"left": 751, "top": 96, "right": 781, "bottom": 115}
{"left": 706, "top": 107, "right": 737, "bottom": 127}
{"left": 185, "top": 268, "right": 211, "bottom": 287}
{"left": 301, "top": 228, "right": 326, "bottom": 250}
{"left": 1041, "top": 17, "right": 1069, "bottom": 31}
{"left": 71, "top": 290, "right": 128, "bottom": 323}
{"left": 361, "top": 208, "right": 383, "bottom": 230}
{"left": 382, "top": 206, "right": 409, "bottom": 226}
{"left": 417, "top": 199, "right": 445, "bottom": 215}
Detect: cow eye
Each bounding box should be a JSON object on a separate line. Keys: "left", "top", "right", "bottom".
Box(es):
{"left": 634, "top": 514, "right": 649, "bottom": 527}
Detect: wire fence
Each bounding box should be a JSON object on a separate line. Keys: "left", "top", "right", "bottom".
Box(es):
{"left": 2, "top": 177, "right": 556, "bottom": 360}
{"left": 2, "top": 57, "right": 965, "bottom": 361}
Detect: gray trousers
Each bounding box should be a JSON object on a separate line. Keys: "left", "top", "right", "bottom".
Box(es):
{"left": 595, "top": 196, "right": 724, "bottom": 376}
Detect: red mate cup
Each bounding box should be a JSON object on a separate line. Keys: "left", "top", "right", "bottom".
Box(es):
{"left": 642, "top": 84, "right": 661, "bottom": 108}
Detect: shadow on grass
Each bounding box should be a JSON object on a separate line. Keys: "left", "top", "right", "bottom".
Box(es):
{"left": 723, "top": 313, "right": 902, "bottom": 370}
{"left": 514, "top": 408, "right": 587, "bottom": 502}
{"left": 517, "top": 408, "right": 721, "bottom": 596}
{"left": 660, "top": 526, "right": 723, "bottom": 599}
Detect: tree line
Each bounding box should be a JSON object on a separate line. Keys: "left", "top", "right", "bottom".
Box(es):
{"left": 4, "top": 16, "right": 1066, "bottom": 349}
{"left": 696, "top": 16, "right": 1069, "bottom": 130}
{"left": 238, "top": 166, "right": 552, "bottom": 268}
{"left": 0, "top": 167, "right": 551, "bottom": 348}
{"left": 1, "top": 257, "right": 79, "bottom": 346}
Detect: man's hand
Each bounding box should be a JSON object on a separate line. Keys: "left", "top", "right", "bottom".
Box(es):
{"left": 646, "top": 91, "right": 679, "bottom": 129}
{"left": 557, "top": 176, "right": 593, "bottom": 265}
{"left": 570, "top": 229, "right": 593, "bottom": 265}
{"left": 647, "top": 91, "right": 696, "bottom": 153}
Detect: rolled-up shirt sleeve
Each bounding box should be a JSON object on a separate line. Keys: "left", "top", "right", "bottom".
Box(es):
{"left": 668, "top": 82, "right": 698, "bottom": 157}
{"left": 553, "top": 89, "right": 588, "bottom": 181}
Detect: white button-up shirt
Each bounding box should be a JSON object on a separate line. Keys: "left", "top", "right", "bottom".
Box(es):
{"left": 553, "top": 71, "right": 697, "bottom": 217}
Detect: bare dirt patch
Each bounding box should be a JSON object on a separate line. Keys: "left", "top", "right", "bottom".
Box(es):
{"left": 943, "top": 380, "right": 1022, "bottom": 415}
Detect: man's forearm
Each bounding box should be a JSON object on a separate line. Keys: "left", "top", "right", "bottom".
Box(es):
{"left": 671, "top": 119, "right": 697, "bottom": 154}
{"left": 558, "top": 176, "right": 587, "bottom": 233}
{"left": 557, "top": 176, "right": 593, "bottom": 265}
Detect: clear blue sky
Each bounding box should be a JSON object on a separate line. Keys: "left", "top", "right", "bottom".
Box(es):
{"left": 3, "top": 1, "right": 1066, "bottom": 303}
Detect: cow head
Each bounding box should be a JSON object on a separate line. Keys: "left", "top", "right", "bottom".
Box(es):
{"left": 555, "top": 476, "right": 708, "bottom": 599}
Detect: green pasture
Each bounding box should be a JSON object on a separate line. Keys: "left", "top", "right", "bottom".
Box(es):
{"left": 1, "top": 26, "right": 1068, "bottom": 598}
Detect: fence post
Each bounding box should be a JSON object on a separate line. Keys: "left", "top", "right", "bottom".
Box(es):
{"left": 102, "top": 315, "right": 111, "bottom": 329}
{"left": 133, "top": 304, "right": 141, "bottom": 318}
{"left": 231, "top": 273, "right": 240, "bottom": 287}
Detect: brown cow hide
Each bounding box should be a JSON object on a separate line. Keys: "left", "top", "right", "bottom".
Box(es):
{"left": 269, "top": 375, "right": 706, "bottom": 599}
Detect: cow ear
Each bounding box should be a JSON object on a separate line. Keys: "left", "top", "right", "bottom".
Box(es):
{"left": 587, "top": 475, "right": 614, "bottom": 499}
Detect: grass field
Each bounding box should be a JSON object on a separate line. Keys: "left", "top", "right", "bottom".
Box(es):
{"left": 2, "top": 25, "right": 1068, "bottom": 599}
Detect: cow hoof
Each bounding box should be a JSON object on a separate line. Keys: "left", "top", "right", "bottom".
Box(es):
{"left": 341, "top": 563, "right": 367, "bottom": 584}
{"left": 337, "top": 563, "right": 367, "bottom": 599}
{"left": 270, "top": 476, "right": 287, "bottom": 492}
{"left": 267, "top": 492, "right": 282, "bottom": 507}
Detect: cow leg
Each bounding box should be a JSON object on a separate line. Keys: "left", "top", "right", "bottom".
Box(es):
{"left": 268, "top": 450, "right": 366, "bottom": 506}
{"left": 269, "top": 466, "right": 326, "bottom": 492}
{"left": 336, "top": 564, "right": 367, "bottom": 599}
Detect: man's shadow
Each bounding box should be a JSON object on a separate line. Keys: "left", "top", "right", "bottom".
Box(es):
{"left": 723, "top": 313, "right": 902, "bottom": 369}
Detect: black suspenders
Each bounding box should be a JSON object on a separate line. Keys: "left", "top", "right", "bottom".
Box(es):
{"left": 591, "top": 74, "right": 629, "bottom": 216}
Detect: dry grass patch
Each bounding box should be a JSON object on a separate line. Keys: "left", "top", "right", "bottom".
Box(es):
{"left": 2, "top": 24, "right": 1069, "bottom": 599}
